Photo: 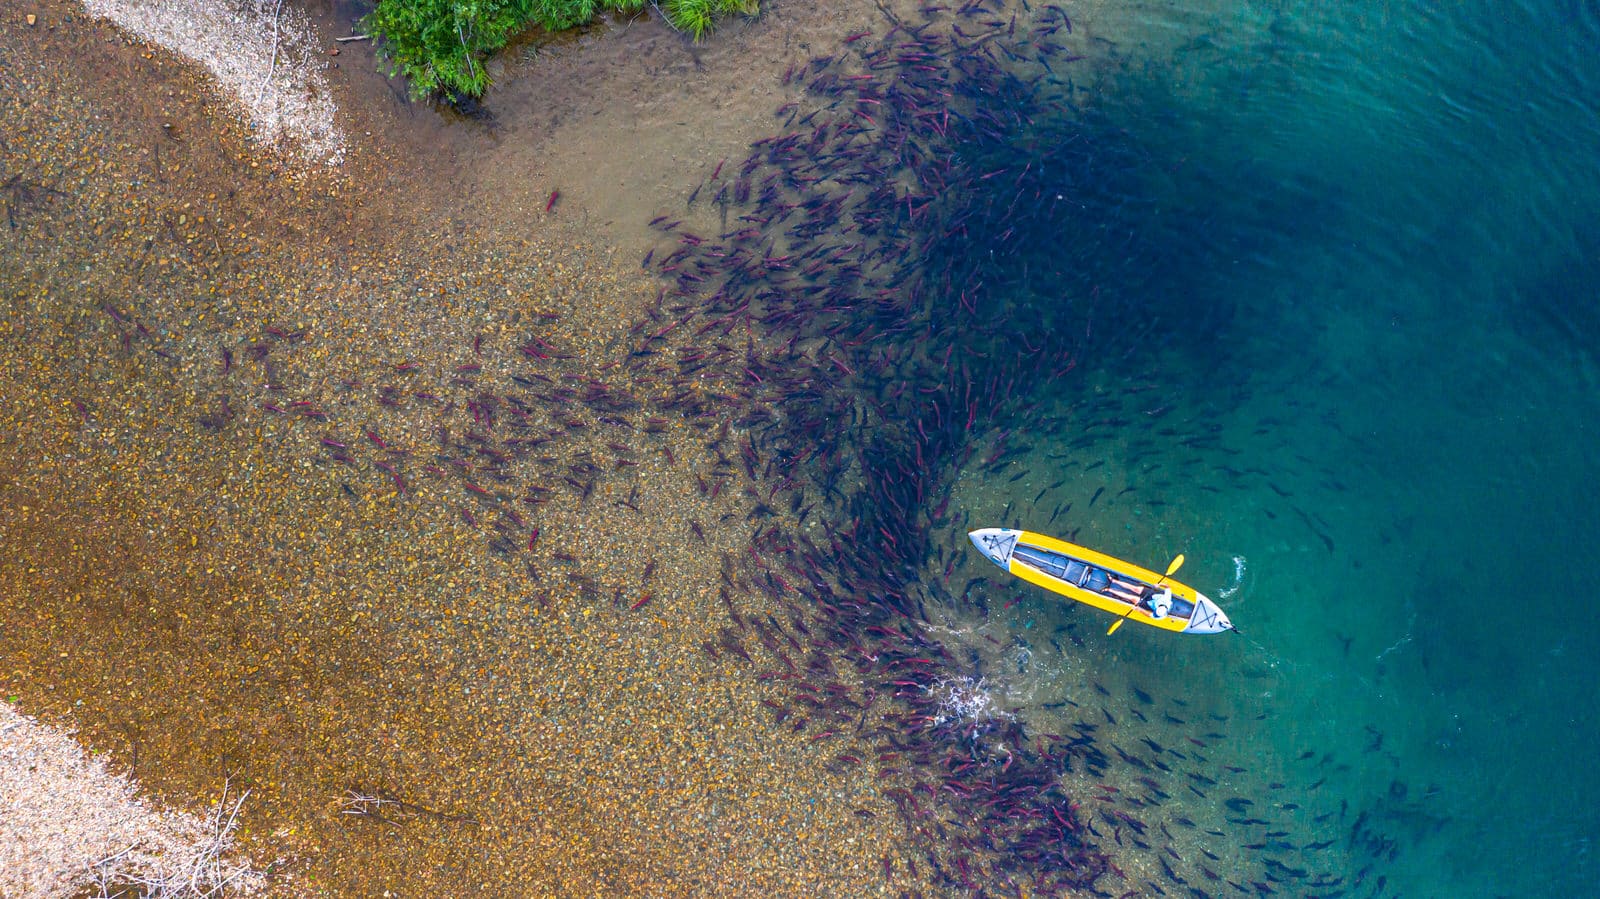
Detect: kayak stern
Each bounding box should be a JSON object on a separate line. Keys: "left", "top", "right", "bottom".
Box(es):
{"left": 968, "top": 528, "right": 1022, "bottom": 569}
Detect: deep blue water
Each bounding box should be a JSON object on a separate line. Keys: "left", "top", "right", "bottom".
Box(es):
{"left": 933, "top": 1, "right": 1600, "bottom": 895}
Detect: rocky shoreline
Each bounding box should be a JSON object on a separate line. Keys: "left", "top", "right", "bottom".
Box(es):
{"left": 77, "top": 0, "right": 344, "bottom": 163}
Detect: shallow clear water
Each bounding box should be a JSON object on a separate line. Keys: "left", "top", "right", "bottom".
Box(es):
{"left": 934, "top": 0, "right": 1600, "bottom": 895}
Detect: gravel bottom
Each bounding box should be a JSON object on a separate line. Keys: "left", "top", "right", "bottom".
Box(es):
{"left": 0, "top": 4, "right": 919, "bottom": 896}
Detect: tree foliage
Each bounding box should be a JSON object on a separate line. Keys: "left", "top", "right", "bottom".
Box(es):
{"left": 364, "top": 0, "right": 759, "bottom": 100}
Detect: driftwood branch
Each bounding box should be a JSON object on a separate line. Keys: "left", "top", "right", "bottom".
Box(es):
{"left": 256, "top": 0, "right": 285, "bottom": 105}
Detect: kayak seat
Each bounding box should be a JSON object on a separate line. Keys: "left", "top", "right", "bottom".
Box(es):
{"left": 1012, "top": 546, "right": 1113, "bottom": 594}
{"left": 1062, "top": 559, "right": 1089, "bottom": 586}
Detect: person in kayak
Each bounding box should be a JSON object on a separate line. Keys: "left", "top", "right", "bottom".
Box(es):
{"left": 1145, "top": 586, "right": 1174, "bottom": 620}
{"left": 1105, "top": 578, "right": 1174, "bottom": 619}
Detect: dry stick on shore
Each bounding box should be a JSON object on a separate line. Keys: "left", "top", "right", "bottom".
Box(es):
{"left": 88, "top": 843, "right": 139, "bottom": 898}
{"left": 89, "top": 778, "right": 257, "bottom": 899}
{"left": 257, "top": 0, "right": 285, "bottom": 106}
{"left": 334, "top": 34, "right": 371, "bottom": 43}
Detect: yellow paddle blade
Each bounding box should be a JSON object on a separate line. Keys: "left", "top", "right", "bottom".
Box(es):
{"left": 1107, "top": 617, "right": 1129, "bottom": 635}
{"left": 1165, "top": 554, "right": 1186, "bottom": 575}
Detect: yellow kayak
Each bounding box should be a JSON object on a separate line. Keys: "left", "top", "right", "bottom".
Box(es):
{"left": 968, "top": 528, "right": 1234, "bottom": 634}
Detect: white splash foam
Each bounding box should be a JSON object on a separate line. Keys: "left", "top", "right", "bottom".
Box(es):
{"left": 927, "top": 675, "right": 1012, "bottom": 727}
{"left": 1218, "top": 553, "right": 1248, "bottom": 599}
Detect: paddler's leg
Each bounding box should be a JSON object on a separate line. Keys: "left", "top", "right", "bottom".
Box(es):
{"left": 1086, "top": 569, "right": 1111, "bottom": 593}
{"left": 1105, "top": 577, "right": 1144, "bottom": 603}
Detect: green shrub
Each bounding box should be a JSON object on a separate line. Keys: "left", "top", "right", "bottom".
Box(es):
{"left": 659, "top": 0, "right": 759, "bottom": 41}
{"left": 364, "top": 0, "right": 757, "bottom": 100}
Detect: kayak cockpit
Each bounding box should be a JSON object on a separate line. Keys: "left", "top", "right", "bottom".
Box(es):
{"left": 1011, "top": 542, "right": 1199, "bottom": 620}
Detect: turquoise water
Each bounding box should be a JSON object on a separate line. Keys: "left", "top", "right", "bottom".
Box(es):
{"left": 929, "top": 1, "right": 1600, "bottom": 895}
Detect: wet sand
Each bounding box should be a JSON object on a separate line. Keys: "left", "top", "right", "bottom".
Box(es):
{"left": 1, "top": 1, "right": 924, "bottom": 894}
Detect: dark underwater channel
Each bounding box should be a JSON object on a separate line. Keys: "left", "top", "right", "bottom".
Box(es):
{"left": 626, "top": 0, "right": 1600, "bottom": 892}
{"left": 627, "top": 3, "right": 1368, "bottom": 894}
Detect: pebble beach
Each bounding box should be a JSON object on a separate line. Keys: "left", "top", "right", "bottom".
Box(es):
{"left": 1, "top": 0, "right": 912, "bottom": 894}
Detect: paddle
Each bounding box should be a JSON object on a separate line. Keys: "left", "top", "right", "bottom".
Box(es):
{"left": 1107, "top": 554, "right": 1185, "bottom": 635}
